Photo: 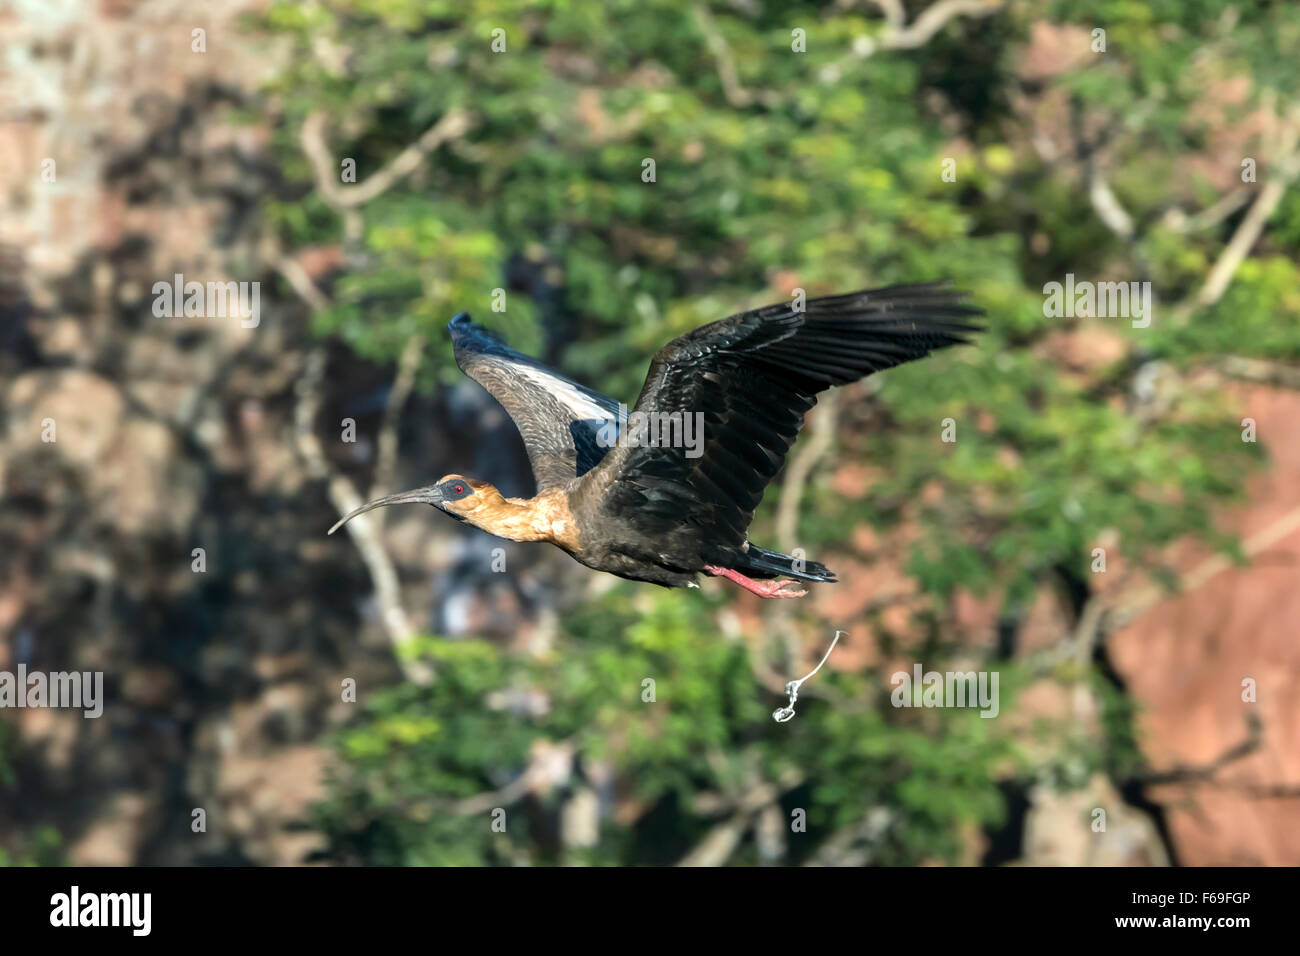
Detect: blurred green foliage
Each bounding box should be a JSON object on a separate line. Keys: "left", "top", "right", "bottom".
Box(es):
{"left": 0, "top": 827, "right": 61, "bottom": 867}
{"left": 259, "top": 0, "right": 1300, "bottom": 863}
{"left": 0, "top": 723, "right": 61, "bottom": 865}
{"left": 313, "top": 603, "right": 1024, "bottom": 865}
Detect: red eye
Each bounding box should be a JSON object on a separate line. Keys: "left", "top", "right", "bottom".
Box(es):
{"left": 454, "top": 484, "right": 465, "bottom": 494}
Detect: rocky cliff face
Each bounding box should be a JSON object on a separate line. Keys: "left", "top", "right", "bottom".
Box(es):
{"left": 1109, "top": 383, "right": 1300, "bottom": 866}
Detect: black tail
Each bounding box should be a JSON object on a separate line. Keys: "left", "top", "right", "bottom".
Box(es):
{"left": 733, "top": 544, "right": 837, "bottom": 583}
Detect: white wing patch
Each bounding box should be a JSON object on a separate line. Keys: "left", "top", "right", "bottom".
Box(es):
{"left": 513, "top": 363, "right": 617, "bottom": 424}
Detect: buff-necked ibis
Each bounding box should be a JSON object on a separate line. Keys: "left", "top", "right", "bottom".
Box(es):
{"left": 329, "top": 282, "right": 980, "bottom": 598}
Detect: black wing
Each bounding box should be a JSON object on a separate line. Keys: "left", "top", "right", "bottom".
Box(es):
{"left": 581, "top": 282, "right": 981, "bottom": 551}
{"left": 448, "top": 313, "right": 622, "bottom": 491}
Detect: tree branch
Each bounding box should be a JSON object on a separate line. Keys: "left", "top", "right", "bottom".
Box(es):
{"left": 1160, "top": 187, "right": 1252, "bottom": 234}
{"left": 691, "top": 3, "right": 774, "bottom": 108}
{"left": 777, "top": 391, "right": 839, "bottom": 552}
{"left": 1133, "top": 713, "right": 1262, "bottom": 786}
{"left": 1088, "top": 169, "right": 1135, "bottom": 239}
{"left": 1217, "top": 355, "right": 1300, "bottom": 390}
{"left": 1179, "top": 105, "right": 1300, "bottom": 317}
{"left": 1194, "top": 177, "right": 1292, "bottom": 310}
{"left": 1110, "top": 501, "right": 1300, "bottom": 631}
{"left": 293, "top": 346, "right": 432, "bottom": 684}
{"left": 676, "top": 767, "right": 804, "bottom": 866}
{"left": 869, "top": 0, "right": 1004, "bottom": 53}
{"left": 275, "top": 254, "right": 331, "bottom": 313}
{"left": 371, "top": 334, "right": 424, "bottom": 500}
{"left": 300, "top": 107, "right": 473, "bottom": 210}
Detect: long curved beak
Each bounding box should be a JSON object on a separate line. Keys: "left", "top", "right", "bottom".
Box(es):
{"left": 327, "top": 486, "right": 442, "bottom": 535}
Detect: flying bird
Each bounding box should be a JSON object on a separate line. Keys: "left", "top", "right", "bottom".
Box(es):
{"left": 330, "top": 282, "right": 980, "bottom": 598}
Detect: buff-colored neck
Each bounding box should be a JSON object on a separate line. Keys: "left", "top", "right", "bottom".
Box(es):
{"left": 461, "top": 485, "right": 580, "bottom": 550}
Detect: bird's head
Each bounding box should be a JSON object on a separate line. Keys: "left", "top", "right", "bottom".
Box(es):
{"left": 327, "top": 474, "right": 497, "bottom": 534}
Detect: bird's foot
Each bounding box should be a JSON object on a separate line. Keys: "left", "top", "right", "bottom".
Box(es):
{"left": 703, "top": 565, "right": 808, "bottom": 599}
{"left": 753, "top": 579, "right": 809, "bottom": 598}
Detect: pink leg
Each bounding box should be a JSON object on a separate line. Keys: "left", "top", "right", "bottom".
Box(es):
{"left": 703, "top": 565, "right": 808, "bottom": 599}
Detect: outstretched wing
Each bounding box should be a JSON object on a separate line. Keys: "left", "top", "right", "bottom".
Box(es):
{"left": 581, "top": 282, "right": 981, "bottom": 549}
{"left": 448, "top": 313, "right": 622, "bottom": 491}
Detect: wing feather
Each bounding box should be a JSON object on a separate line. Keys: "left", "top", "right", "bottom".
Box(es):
{"left": 448, "top": 313, "right": 621, "bottom": 491}
{"left": 580, "top": 282, "right": 981, "bottom": 554}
